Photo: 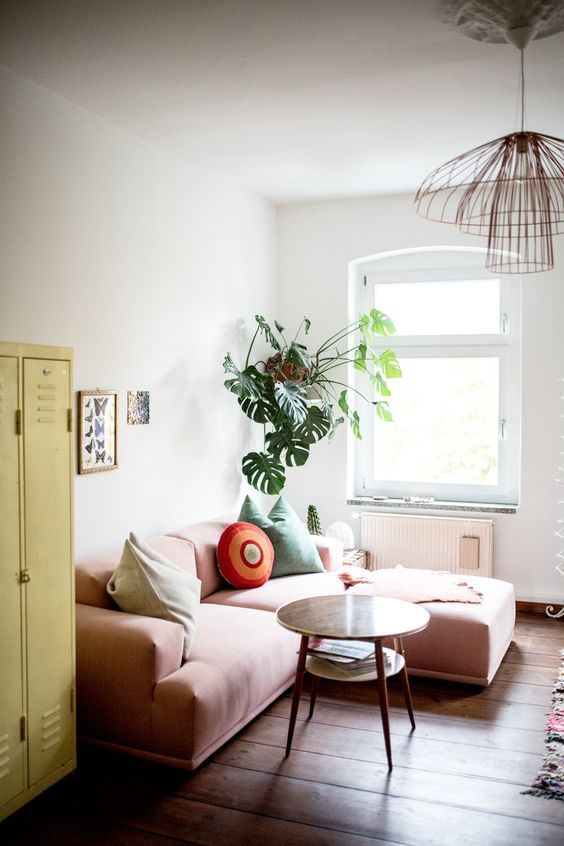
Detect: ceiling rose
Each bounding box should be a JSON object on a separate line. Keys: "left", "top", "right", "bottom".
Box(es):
{"left": 442, "top": 0, "right": 564, "bottom": 44}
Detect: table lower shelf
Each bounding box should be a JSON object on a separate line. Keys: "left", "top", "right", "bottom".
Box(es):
{"left": 305, "top": 647, "right": 404, "bottom": 682}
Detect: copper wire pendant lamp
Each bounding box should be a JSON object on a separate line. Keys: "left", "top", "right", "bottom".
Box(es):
{"left": 414, "top": 1, "right": 564, "bottom": 273}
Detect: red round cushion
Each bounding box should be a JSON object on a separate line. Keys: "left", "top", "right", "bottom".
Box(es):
{"left": 217, "top": 522, "right": 274, "bottom": 589}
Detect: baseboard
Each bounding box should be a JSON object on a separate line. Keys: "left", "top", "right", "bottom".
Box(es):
{"left": 516, "top": 599, "right": 564, "bottom": 615}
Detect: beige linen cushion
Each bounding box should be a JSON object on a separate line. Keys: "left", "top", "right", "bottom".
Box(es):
{"left": 107, "top": 532, "right": 201, "bottom": 660}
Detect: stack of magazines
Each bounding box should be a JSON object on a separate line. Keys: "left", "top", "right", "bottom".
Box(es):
{"left": 307, "top": 638, "right": 392, "bottom": 678}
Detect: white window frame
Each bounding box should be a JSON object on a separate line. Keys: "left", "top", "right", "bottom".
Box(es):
{"left": 350, "top": 258, "right": 522, "bottom": 506}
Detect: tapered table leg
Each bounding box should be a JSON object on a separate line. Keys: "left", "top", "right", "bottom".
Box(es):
{"left": 374, "top": 640, "right": 393, "bottom": 771}
{"left": 394, "top": 637, "right": 416, "bottom": 730}
{"left": 285, "top": 634, "right": 309, "bottom": 756}
{"left": 308, "top": 674, "right": 320, "bottom": 720}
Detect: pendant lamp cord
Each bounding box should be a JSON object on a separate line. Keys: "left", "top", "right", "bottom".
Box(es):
{"left": 520, "top": 47, "right": 526, "bottom": 132}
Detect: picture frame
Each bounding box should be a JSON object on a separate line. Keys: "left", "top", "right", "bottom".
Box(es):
{"left": 77, "top": 390, "right": 118, "bottom": 474}
{"left": 127, "top": 390, "right": 150, "bottom": 425}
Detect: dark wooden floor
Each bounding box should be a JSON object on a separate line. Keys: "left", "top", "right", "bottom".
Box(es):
{"left": 2, "top": 611, "right": 563, "bottom": 846}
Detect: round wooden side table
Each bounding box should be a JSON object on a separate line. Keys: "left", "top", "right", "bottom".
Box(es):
{"left": 276, "top": 593, "right": 430, "bottom": 771}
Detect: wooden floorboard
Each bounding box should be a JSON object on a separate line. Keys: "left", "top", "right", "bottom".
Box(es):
{"left": 504, "top": 647, "right": 562, "bottom": 668}
{"left": 513, "top": 618, "right": 564, "bottom": 638}
{"left": 215, "top": 738, "right": 564, "bottom": 824}
{"left": 1, "top": 611, "right": 562, "bottom": 845}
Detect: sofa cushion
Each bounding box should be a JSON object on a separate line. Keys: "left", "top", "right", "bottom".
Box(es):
{"left": 76, "top": 535, "right": 198, "bottom": 608}
{"left": 238, "top": 495, "right": 324, "bottom": 577}
{"left": 204, "top": 569, "right": 345, "bottom": 612}
{"left": 168, "top": 519, "right": 232, "bottom": 598}
{"left": 107, "top": 533, "right": 201, "bottom": 660}
{"left": 217, "top": 522, "right": 274, "bottom": 588}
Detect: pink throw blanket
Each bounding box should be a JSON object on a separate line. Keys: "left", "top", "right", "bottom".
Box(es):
{"left": 339, "top": 565, "right": 483, "bottom": 604}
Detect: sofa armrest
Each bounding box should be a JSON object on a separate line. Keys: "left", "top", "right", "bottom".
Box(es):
{"left": 75, "top": 603, "right": 184, "bottom": 747}
{"left": 311, "top": 535, "right": 344, "bottom": 572}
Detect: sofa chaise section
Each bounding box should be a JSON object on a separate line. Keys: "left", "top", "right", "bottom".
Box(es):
{"left": 396, "top": 574, "right": 515, "bottom": 686}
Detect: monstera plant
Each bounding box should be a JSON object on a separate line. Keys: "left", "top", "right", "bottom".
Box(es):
{"left": 223, "top": 312, "right": 401, "bottom": 494}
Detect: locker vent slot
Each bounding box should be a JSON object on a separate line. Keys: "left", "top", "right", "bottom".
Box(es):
{"left": 0, "top": 733, "right": 10, "bottom": 780}
{"left": 36, "top": 382, "right": 57, "bottom": 424}
{"left": 41, "top": 705, "right": 62, "bottom": 752}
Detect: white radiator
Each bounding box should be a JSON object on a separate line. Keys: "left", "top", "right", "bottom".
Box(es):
{"left": 359, "top": 513, "right": 494, "bottom": 577}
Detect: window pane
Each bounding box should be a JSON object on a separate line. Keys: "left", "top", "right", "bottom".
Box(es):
{"left": 373, "top": 357, "right": 499, "bottom": 486}
{"left": 372, "top": 279, "right": 500, "bottom": 335}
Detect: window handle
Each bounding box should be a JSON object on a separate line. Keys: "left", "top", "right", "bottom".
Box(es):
{"left": 500, "top": 418, "right": 507, "bottom": 440}
{"left": 501, "top": 313, "right": 509, "bottom": 333}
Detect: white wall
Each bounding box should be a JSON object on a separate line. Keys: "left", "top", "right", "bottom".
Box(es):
{"left": 277, "top": 195, "right": 564, "bottom": 604}
{"left": 3, "top": 64, "right": 564, "bottom": 604}
{"left": 0, "top": 66, "right": 276, "bottom": 558}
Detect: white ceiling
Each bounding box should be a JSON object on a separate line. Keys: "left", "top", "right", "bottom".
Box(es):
{"left": 1, "top": 0, "right": 563, "bottom": 203}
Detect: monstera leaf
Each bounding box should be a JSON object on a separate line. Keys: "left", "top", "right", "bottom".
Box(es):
{"left": 238, "top": 378, "right": 277, "bottom": 423}
{"left": 373, "top": 348, "right": 402, "bottom": 379}
{"left": 328, "top": 415, "right": 344, "bottom": 442}
{"left": 286, "top": 341, "right": 312, "bottom": 371}
{"left": 273, "top": 380, "right": 308, "bottom": 424}
{"left": 338, "top": 390, "right": 362, "bottom": 439}
{"left": 242, "top": 451, "right": 286, "bottom": 495}
{"left": 265, "top": 428, "right": 310, "bottom": 467}
{"left": 373, "top": 401, "right": 393, "bottom": 422}
{"left": 338, "top": 390, "right": 351, "bottom": 417}
{"left": 294, "top": 405, "right": 332, "bottom": 444}
{"left": 238, "top": 394, "right": 277, "bottom": 423}
{"left": 369, "top": 308, "right": 396, "bottom": 336}
{"left": 371, "top": 371, "right": 391, "bottom": 396}
{"left": 223, "top": 356, "right": 264, "bottom": 400}
{"left": 255, "top": 315, "right": 281, "bottom": 351}
{"left": 354, "top": 342, "right": 368, "bottom": 372}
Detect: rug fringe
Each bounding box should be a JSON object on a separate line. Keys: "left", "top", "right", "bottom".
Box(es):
{"left": 522, "top": 787, "right": 564, "bottom": 800}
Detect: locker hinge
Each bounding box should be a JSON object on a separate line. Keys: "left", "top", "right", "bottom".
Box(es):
{"left": 70, "top": 688, "right": 76, "bottom": 713}
{"left": 15, "top": 409, "right": 22, "bottom": 435}
{"left": 20, "top": 715, "right": 26, "bottom": 742}
{"left": 67, "top": 408, "right": 73, "bottom": 432}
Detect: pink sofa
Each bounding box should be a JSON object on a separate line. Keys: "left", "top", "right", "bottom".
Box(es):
{"left": 75, "top": 518, "right": 516, "bottom": 770}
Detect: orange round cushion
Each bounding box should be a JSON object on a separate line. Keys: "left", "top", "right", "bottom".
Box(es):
{"left": 217, "top": 522, "right": 275, "bottom": 589}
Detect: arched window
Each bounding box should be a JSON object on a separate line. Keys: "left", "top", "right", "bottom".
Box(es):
{"left": 349, "top": 247, "right": 521, "bottom": 506}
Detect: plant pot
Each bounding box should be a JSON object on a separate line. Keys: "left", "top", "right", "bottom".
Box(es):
{"left": 266, "top": 354, "right": 309, "bottom": 383}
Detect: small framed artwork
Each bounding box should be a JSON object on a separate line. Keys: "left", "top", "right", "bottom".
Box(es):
{"left": 78, "top": 390, "right": 118, "bottom": 474}
{"left": 127, "top": 390, "right": 150, "bottom": 425}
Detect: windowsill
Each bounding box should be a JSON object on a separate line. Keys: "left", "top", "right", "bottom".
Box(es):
{"left": 346, "top": 497, "right": 517, "bottom": 515}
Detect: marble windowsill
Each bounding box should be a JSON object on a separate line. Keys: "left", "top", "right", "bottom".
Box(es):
{"left": 346, "top": 497, "right": 517, "bottom": 515}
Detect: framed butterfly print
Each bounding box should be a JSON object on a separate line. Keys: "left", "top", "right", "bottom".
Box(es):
{"left": 77, "top": 390, "right": 118, "bottom": 474}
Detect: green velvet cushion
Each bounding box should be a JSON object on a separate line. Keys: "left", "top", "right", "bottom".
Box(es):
{"left": 238, "top": 495, "right": 324, "bottom": 578}
{"left": 107, "top": 532, "right": 201, "bottom": 660}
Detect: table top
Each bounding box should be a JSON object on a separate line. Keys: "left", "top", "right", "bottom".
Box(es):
{"left": 276, "top": 594, "right": 430, "bottom": 640}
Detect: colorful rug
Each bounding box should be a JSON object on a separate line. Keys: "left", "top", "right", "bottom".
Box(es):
{"left": 524, "top": 648, "right": 564, "bottom": 800}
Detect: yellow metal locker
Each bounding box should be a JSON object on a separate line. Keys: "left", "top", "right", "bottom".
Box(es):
{"left": 0, "top": 354, "right": 26, "bottom": 811}
{"left": 0, "top": 342, "right": 76, "bottom": 821}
